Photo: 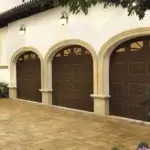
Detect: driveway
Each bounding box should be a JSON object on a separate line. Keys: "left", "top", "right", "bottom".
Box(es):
{"left": 0, "top": 99, "right": 150, "bottom": 150}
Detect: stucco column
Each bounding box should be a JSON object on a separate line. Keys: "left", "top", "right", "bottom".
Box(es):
{"left": 40, "top": 89, "right": 53, "bottom": 105}
{"left": 8, "top": 86, "right": 17, "bottom": 99}
{"left": 91, "top": 94, "right": 110, "bottom": 116}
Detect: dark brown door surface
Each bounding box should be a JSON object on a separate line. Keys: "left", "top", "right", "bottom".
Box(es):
{"left": 110, "top": 36, "right": 150, "bottom": 120}
{"left": 52, "top": 45, "right": 93, "bottom": 112}
{"left": 17, "top": 51, "right": 41, "bottom": 102}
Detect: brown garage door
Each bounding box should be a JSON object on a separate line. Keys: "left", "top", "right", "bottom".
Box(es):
{"left": 17, "top": 51, "right": 42, "bottom": 102}
{"left": 52, "top": 45, "right": 93, "bottom": 112}
{"left": 110, "top": 36, "right": 150, "bottom": 121}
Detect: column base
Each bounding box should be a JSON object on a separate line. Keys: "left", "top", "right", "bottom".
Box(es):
{"left": 8, "top": 86, "right": 17, "bottom": 99}
{"left": 40, "top": 89, "right": 53, "bottom": 105}
{"left": 91, "top": 94, "right": 110, "bottom": 116}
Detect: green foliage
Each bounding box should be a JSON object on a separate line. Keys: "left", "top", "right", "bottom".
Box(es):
{"left": 41, "top": 0, "right": 148, "bottom": 20}
{"left": 41, "top": 0, "right": 60, "bottom": 7}
{"left": 141, "top": 84, "right": 150, "bottom": 106}
{"left": 0, "top": 82, "right": 9, "bottom": 98}
{"left": 137, "top": 141, "right": 149, "bottom": 148}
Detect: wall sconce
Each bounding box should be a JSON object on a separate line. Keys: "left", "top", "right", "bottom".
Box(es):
{"left": 60, "top": 12, "right": 68, "bottom": 25}
{"left": 19, "top": 24, "right": 26, "bottom": 36}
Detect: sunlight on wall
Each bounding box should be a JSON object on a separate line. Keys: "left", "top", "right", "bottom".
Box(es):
{"left": 0, "top": 69, "right": 9, "bottom": 83}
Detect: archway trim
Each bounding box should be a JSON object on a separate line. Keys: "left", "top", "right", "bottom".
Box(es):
{"left": 98, "top": 27, "right": 150, "bottom": 97}
{"left": 44, "top": 39, "right": 98, "bottom": 94}
{"left": 9, "top": 46, "right": 44, "bottom": 88}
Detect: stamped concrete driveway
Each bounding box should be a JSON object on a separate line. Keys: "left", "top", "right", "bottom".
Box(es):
{"left": 0, "top": 99, "right": 150, "bottom": 150}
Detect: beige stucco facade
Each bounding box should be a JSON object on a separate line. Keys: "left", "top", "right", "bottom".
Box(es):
{"left": 8, "top": 27, "right": 150, "bottom": 116}
{"left": 97, "top": 27, "right": 150, "bottom": 116}
{"left": 0, "top": 3, "right": 150, "bottom": 116}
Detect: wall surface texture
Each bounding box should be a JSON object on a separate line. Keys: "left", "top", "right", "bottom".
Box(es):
{"left": 0, "top": 4, "right": 150, "bottom": 81}
{"left": 0, "top": 3, "right": 150, "bottom": 116}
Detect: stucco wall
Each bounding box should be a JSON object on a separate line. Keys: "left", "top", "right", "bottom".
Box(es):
{"left": 0, "top": 27, "right": 8, "bottom": 65}
{"left": 0, "top": 69, "right": 9, "bottom": 83}
{"left": 1, "top": 4, "right": 150, "bottom": 82}
{"left": 0, "top": 27, "right": 9, "bottom": 82}
{"left": 6, "top": 5, "right": 150, "bottom": 57}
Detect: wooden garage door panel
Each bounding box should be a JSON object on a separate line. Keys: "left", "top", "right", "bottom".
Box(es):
{"left": 111, "top": 83, "right": 125, "bottom": 95}
{"left": 18, "top": 78, "right": 41, "bottom": 101}
{"left": 128, "top": 76, "right": 145, "bottom": 83}
{"left": 53, "top": 64, "right": 62, "bottom": 72}
{"left": 56, "top": 80, "right": 72, "bottom": 89}
{"left": 57, "top": 90, "right": 76, "bottom": 98}
{"left": 53, "top": 97, "right": 73, "bottom": 107}
{"left": 129, "top": 62, "right": 145, "bottom": 74}
{"left": 73, "top": 74, "right": 92, "bottom": 81}
{"left": 110, "top": 36, "right": 150, "bottom": 120}
{"left": 130, "top": 104, "right": 145, "bottom": 120}
{"left": 56, "top": 89, "right": 90, "bottom": 98}
{"left": 62, "top": 64, "right": 72, "bottom": 72}
{"left": 111, "top": 96, "right": 127, "bottom": 104}
{"left": 52, "top": 46, "right": 93, "bottom": 112}
{"left": 128, "top": 83, "right": 145, "bottom": 95}
{"left": 17, "top": 79, "right": 33, "bottom": 99}
{"left": 72, "top": 97, "right": 93, "bottom": 111}
{"left": 128, "top": 62, "right": 146, "bottom": 83}
{"left": 72, "top": 64, "right": 84, "bottom": 72}
{"left": 111, "top": 63, "right": 127, "bottom": 81}
{"left": 17, "top": 79, "right": 28, "bottom": 99}
{"left": 74, "top": 81, "right": 93, "bottom": 90}
{"left": 17, "top": 51, "right": 41, "bottom": 102}
{"left": 111, "top": 103, "right": 130, "bottom": 118}
{"left": 18, "top": 60, "right": 40, "bottom": 76}
{"left": 148, "top": 63, "right": 150, "bottom": 73}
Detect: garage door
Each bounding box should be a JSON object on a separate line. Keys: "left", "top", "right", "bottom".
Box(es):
{"left": 110, "top": 36, "right": 150, "bottom": 120}
{"left": 16, "top": 51, "right": 42, "bottom": 102}
{"left": 52, "top": 45, "right": 93, "bottom": 112}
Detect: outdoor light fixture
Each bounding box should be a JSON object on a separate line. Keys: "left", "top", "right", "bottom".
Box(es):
{"left": 132, "top": 1, "right": 137, "bottom": 6}
{"left": 19, "top": 24, "right": 26, "bottom": 36}
{"left": 60, "top": 12, "right": 68, "bottom": 25}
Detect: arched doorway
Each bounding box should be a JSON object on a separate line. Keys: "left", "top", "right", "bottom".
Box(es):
{"left": 52, "top": 45, "right": 93, "bottom": 112}
{"left": 110, "top": 36, "right": 150, "bottom": 120}
{"left": 16, "top": 51, "right": 42, "bottom": 102}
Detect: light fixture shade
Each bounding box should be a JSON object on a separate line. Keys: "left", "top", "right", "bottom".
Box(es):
{"left": 19, "top": 25, "right": 26, "bottom": 36}
{"left": 60, "top": 17, "right": 66, "bottom": 25}
{"left": 60, "top": 12, "right": 68, "bottom": 25}
{"left": 19, "top": 29, "right": 25, "bottom": 36}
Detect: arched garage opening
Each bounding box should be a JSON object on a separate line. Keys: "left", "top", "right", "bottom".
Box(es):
{"left": 110, "top": 36, "right": 150, "bottom": 120}
{"left": 16, "top": 51, "right": 42, "bottom": 102}
{"left": 9, "top": 47, "right": 43, "bottom": 102}
{"left": 52, "top": 45, "right": 93, "bottom": 111}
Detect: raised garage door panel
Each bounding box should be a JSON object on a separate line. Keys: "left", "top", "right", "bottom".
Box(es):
{"left": 52, "top": 46, "right": 93, "bottom": 112}
{"left": 110, "top": 37, "right": 150, "bottom": 120}
{"left": 16, "top": 51, "right": 41, "bottom": 102}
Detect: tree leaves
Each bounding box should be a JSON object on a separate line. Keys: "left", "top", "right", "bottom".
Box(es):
{"left": 58, "top": 0, "right": 148, "bottom": 20}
